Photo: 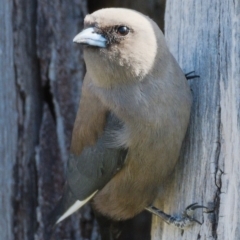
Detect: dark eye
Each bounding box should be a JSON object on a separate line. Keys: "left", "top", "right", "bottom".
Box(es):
{"left": 116, "top": 26, "right": 130, "bottom": 36}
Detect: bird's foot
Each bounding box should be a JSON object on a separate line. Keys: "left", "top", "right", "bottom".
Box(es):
{"left": 146, "top": 203, "right": 208, "bottom": 229}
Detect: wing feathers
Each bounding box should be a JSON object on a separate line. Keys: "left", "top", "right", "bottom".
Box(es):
{"left": 70, "top": 74, "right": 108, "bottom": 155}
{"left": 56, "top": 191, "right": 97, "bottom": 224}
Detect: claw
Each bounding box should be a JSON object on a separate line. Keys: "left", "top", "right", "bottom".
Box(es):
{"left": 192, "top": 218, "right": 202, "bottom": 225}
{"left": 184, "top": 203, "right": 208, "bottom": 227}
{"left": 185, "top": 71, "right": 200, "bottom": 80}
{"left": 146, "top": 202, "right": 208, "bottom": 229}
{"left": 204, "top": 208, "right": 214, "bottom": 213}
{"left": 186, "top": 202, "right": 198, "bottom": 209}
{"left": 185, "top": 71, "right": 195, "bottom": 76}
{"left": 186, "top": 75, "right": 200, "bottom": 80}
{"left": 191, "top": 205, "right": 208, "bottom": 210}
{"left": 186, "top": 203, "right": 208, "bottom": 211}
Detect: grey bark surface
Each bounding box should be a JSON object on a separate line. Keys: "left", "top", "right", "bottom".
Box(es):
{"left": 152, "top": 1, "right": 240, "bottom": 240}
{"left": 0, "top": 0, "right": 100, "bottom": 239}
{"left": 0, "top": 1, "right": 17, "bottom": 239}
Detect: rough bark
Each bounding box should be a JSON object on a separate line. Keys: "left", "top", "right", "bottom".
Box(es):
{"left": 0, "top": 1, "right": 17, "bottom": 239}
{"left": 0, "top": 0, "right": 100, "bottom": 239}
{"left": 152, "top": 0, "right": 240, "bottom": 239}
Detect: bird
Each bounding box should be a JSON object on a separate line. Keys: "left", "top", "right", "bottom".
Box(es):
{"left": 47, "top": 8, "right": 206, "bottom": 239}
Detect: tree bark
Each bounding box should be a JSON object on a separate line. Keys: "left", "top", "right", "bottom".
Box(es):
{"left": 0, "top": 1, "right": 17, "bottom": 239}
{"left": 152, "top": 0, "right": 240, "bottom": 239}
{"left": 0, "top": 0, "right": 100, "bottom": 239}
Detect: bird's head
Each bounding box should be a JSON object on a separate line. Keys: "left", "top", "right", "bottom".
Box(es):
{"left": 73, "top": 8, "right": 169, "bottom": 88}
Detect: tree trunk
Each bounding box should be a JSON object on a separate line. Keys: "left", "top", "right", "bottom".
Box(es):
{"left": 0, "top": 0, "right": 100, "bottom": 239}
{"left": 152, "top": 0, "right": 240, "bottom": 239}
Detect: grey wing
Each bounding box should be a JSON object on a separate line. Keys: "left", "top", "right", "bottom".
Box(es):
{"left": 47, "top": 113, "right": 127, "bottom": 233}
{"left": 67, "top": 112, "right": 127, "bottom": 200}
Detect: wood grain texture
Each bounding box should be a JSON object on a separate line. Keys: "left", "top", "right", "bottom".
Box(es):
{"left": 151, "top": 1, "right": 240, "bottom": 239}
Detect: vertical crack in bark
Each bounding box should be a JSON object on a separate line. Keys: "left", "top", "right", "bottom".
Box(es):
{"left": 46, "top": 57, "right": 68, "bottom": 163}
{"left": 12, "top": 0, "right": 42, "bottom": 238}
{"left": 211, "top": 5, "right": 223, "bottom": 237}
{"left": 212, "top": 131, "right": 222, "bottom": 239}
{"left": 211, "top": 63, "right": 222, "bottom": 240}
{"left": 42, "top": 78, "right": 56, "bottom": 123}
{"left": 12, "top": 63, "right": 26, "bottom": 240}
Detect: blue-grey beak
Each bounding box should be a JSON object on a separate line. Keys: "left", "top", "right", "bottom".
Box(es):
{"left": 73, "top": 27, "right": 107, "bottom": 48}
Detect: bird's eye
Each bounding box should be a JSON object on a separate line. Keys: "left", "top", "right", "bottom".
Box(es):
{"left": 116, "top": 26, "right": 130, "bottom": 36}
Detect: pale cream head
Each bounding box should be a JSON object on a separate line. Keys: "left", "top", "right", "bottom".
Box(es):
{"left": 75, "top": 8, "right": 168, "bottom": 88}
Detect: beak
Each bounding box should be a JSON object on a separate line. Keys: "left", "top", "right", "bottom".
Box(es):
{"left": 73, "top": 27, "right": 107, "bottom": 48}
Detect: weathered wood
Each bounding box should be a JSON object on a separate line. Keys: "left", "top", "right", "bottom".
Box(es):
{"left": 151, "top": 0, "right": 240, "bottom": 239}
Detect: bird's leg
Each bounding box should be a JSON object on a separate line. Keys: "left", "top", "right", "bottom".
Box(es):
{"left": 145, "top": 203, "right": 208, "bottom": 229}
